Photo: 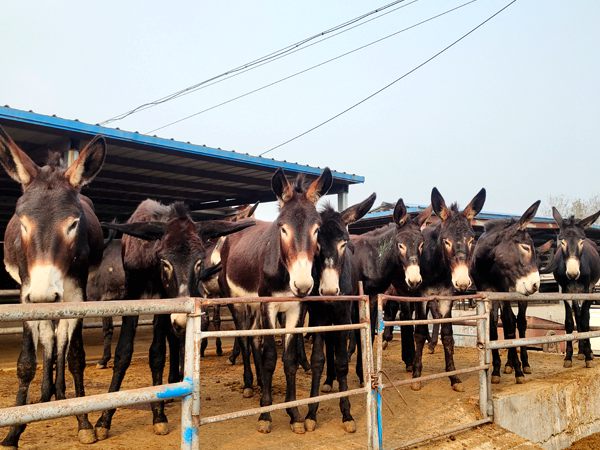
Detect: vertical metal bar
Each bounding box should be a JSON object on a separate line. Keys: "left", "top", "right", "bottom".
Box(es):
{"left": 476, "top": 300, "right": 488, "bottom": 419}
{"left": 337, "top": 189, "right": 348, "bottom": 211}
{"left": 375, "top": 294, "right": 384, "bottom": 448}
{"left": 181, "top": 310, "right": 195, "bottom": 450}
{"left": 483, "top": 299, "right": 494, "bottom": 418}
{"left": 358, "top": 287, "right": 373, "bottom": 449}
{"left": 192, "top": 305, "right": 202, "bottom": 449}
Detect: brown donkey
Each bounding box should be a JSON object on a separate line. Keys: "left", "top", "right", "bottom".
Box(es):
{"left": 0, "top": 127, "right": 106, "bottom": 447}
{"left": 218, "top": 168, "right": 332, "bottom": 434}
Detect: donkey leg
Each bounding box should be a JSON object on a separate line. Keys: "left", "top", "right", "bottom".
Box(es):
{"left": 563, "top": 301, "right": 575, "bottom": 368}
{"left": 305, "top": 332, "right": 325, "bottom": 431}
{"left": 67, "top": 321, "right": 96, "bottom": 444}
{"left": 516, "top": 302, "right": 531, "bottom": 374}
{"left": 400, "top": 303, "right": 415, "bottom": 371}
{"left": 95, "top": 315, "right": 139, "bottom": 439}
{"left": 441, "top": 322, "right": 463, "bottom": 391}
{"left": 382, "top": 301, "right": 398, "bottom": 348}
{"left": 214, "top": 305, "right": 223, "bottom": 356}
{"left": 334, "top": 328, "right": 354, "bottom": 432}
{"left": 581, "top": 301, "right": 594, "bottom": 367}
{"left": 1, "top": 326, "right": 37, "bottom": 449}
{"left": 283, "top": 333, "right": 304, "bottom": 434}
{"left": 428, "top": 301, "right": 440, "bottom": 353}
{"left": 150, "top": 316, "right": 169, "bottom": 435}
{"left": 257, "top": 305, "right": 277, "bottom": 433}
{"left": 166, "top": 329, "right": 182, "bottom": 383}
{"left": 229, "top": 338, "right": 241, "bottom": 365}
{"left": 322, "top": 332, "right": 336, "bottom": 392}
{"left": 97, "top": 317, "right": 114, "bottom": 369}
{"left": 489, "top": 304, "right": 502, "bottom": 384}
{"left": 411, "top": 302, "right": 428, "bottom": 390}
{"left": 501, "top": 305, "right": 524, "bottom": 383}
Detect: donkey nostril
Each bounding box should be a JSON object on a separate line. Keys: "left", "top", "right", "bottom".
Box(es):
{"left": 54, "top": 293, "right": 60, "bottom": 302}
{"left": 25, "top": 294, "right": 31, "bottom": 303}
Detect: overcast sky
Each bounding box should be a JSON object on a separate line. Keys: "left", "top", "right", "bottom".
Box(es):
{"left": 1, "top": 0, "right": 598, "bottom": 220}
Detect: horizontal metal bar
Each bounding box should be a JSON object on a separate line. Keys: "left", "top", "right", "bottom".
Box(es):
{"left": 0, "top": 381, "right": 192, "bottom": 427}
{"left": 384, "top": 314, "right": 486, "bottom": 327}
{"left": 0, "top": 298, "right": 194, "bottom": 322}
{"left": 201, "top": 323, "right": 366, "bottom": 339}
{"left": 200, "top": 386, "right": 368, "bottom": 425}
{"left": 0, "top": 290, "right": 19, "bottom": 298}
{"left": 450, "top": 320, "right": 600, "bottom": 331}
{"left": 198, "top": 295, "right": 366, "bottom": 307}
{"left": 381, "top": 365, "right": 488, "bottom": 389}
{"left": 488, "top": 329, "right": 600, "bottom": 350}
{"left": 483, "top": 292, "right": 600, "bottom": 302}
{"left": 380, "top": 293, "right": 486, "bottom": 303}
{"left": 0, "top": 318, "right": 157, "bottom": 335}
{"left": 397, "top": 418, "right": 492, "bottom": 449}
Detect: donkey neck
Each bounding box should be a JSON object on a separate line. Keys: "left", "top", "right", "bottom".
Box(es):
{"left": 354, "top": 226, "right": 400, "bottom": 292}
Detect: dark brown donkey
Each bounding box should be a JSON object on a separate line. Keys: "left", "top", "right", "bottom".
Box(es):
{"left": 350, "top": 199, "right": 432, "bottom": 385}
{"left": 472, "top": 201, "right": 542, "bottom": 384}
{"left": 305, "top": 193, "right": 376, "bottom": 433}
{"left": 412, "top": 187, "right": 486, "bottom": 392}
{"left": 549, "top": 207, "right": 600, "bottom": 368}
{"left": 0, "top": 127, "right": 106, "bottom": 447}
{"left": 218, "top": 168, "right": 332, "bottom": 434}
{"left": 95, "top": 200, "right": 253, "bottom": 439}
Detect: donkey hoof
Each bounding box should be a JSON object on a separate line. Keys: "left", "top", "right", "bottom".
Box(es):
{"left": 321, "top": 384, "right": 332, "bottom": 393}
{"left": 586, "top": 360, "right": 593, "bottom": 368}
{"left": 243, "top": 388, "right": 254, "bottom": 398}
{"left": 491, "top": 375, "right": 501, "bottom": 384}
{"left": 577, "top": 353, "right": 585, "bottom": 360}
{"left": 452, "top": 383, "right": 465, "bottom": 393}
{"left": 411, "top": 382, "right": 422, "bottom": 391}
{"left": 563, "top": 360, "right": 573, "bottom": 368}
{"left": 343, "top": 420, "right": 357, "bottom": 433}
{"left": 304, "top": 419, "right": 317, "bottom": 432}
{"left": 405, "top": 365, "right": 413, "bottom": 372}
{"left": 290, "top": 422, "right": 305, "bottom": 434}
{"left": 257, "top": 420, "right": 272, "bottom": 434}
{"left": 427, "top": 345, "right": 435, "bottom": 354}
{"left": 523, "top": 366, "right": 532, "bottom": 374}
{"left": 359, "top": 382, "right": 365, "bottom": 388}
{"left": 78, "top": 428, "right": 97, "bottom": 444}
{"left": 95, "top": 427, "right": 109, "bottom": 441}
{"left": 515, "top": 376, "right": 525, "bottom": 384}
{"left": 382, "top": 341, "right": 389, "bottom": 350}
{"left": 95, "top": 362, "right": 108, "bottom": 369}
{"left": 504, "top": 365, "right": 513, "bottom": 374}
{"left": 153, "top": 422, "right": 169, "bottom": 435}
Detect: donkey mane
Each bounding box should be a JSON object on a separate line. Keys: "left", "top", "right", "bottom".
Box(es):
{"left": 319, "top": 202, "right": 339, "bottom": 222}
{"left": 561, "top": 215, "right": 578, "bottom": 227}
{"left": 46, "top": 151, "right": 65, "bottom": 168}
{"left": 483, "top": 218, "right": 516, "bottom": 233}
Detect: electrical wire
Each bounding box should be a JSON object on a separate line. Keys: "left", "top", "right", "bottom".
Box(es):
{"left": 259, "top": 0, "right": 517, "bottom": 157}
{"left": 100, "top": 0, "right": 415, "bottom": 125}
{"left": 147, "top": 0, "right": 478, "bottom": 135}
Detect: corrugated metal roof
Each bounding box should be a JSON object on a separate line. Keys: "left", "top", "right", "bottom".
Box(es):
{"left": 0, "top": 106, "right": 364, "bottom": 229}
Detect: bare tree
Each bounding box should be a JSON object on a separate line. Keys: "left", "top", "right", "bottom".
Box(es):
{"left": 543, "top": 194, "right": 600, "bottom": 219}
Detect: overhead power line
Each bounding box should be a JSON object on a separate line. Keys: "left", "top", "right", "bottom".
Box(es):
{"left": 147, "top": 0, "right": 479, "bottom": 135}
{"left": 100, "top": 0, "right": 415, "bottom": 126}
{"left": 259, "top": 0, "right": 518, "bottom": 157}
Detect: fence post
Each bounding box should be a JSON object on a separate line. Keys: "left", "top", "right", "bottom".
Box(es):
{"left": 181, "top": 299, "right": 201, "bottom": 449}
{"left": 476, "top": 299, "right": 489, "bottom": 420}
{"left": 375, "top": 294, "right": 384, "bottom": 449}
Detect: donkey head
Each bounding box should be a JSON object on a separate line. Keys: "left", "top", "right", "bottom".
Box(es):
{"left": 317, "top": 193, "right": 376, "bottom": 296}
{"left": 552, "top": 207, "right": 600, "bottom": 280}
{"left": 0, "top": 126, "right": 106, "bottom": 303}
{"left": 392, "top": 200, "right": 432, "bottom": 290}
{"left": 431, "top": 187, "right": 486, "bottom": 292}
{"left": 103, "top": 206, "right": 254, "bottom": 332}
{"left": 266, "top": 168, "right": 333, "bottom": 297}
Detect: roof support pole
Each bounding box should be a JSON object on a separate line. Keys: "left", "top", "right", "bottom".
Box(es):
{"left": 66, "top": 138, "right": 79, "bottom": 166}
{"left": 337, "top": 188, "right": 348, "bottom": 212}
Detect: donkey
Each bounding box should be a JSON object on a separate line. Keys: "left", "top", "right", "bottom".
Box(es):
{"left": 472, "top": 201, "right": 542, "bottom": 384}
{"left": 305, "top": 193, "right": 376, "bottom": 433}
{"left": 351, "top": 199, "right": 432, "bottom": 385}
{"left": 201, "top": 203, "right": 259, "bottom": 359}
{"left": 0, "top": 127, "right": 106, "bottom": 447}
{"left": 87, "top": 236, "right": 125, "bottom": 369}
{"left": 218, "top": 168, "right": 332, "bottom": 434}
{"left": 549, "top": 207, "right": 600, "bottom": 368}
{"left": 95, "top": 200, "right": 253, "bottom": 439}
{"left": 411, "top": 187, "right": 486, "bottom": 392}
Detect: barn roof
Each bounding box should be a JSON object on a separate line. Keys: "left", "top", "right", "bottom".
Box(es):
{"left": 0, "top": 106, "right": 364, "bottom": 227}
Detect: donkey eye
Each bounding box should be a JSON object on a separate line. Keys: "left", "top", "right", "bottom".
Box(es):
{"left": 398, "top": 243, "right": 406, "bottom": 253}
{"left": 67, "top": 219, "right": 79, "bottom": 235}
{"left": 443, "top": 239, "right": 452, "bottom": 249}
{"left": 560, "top": 239, "right": 567, "bottom": 249}
{"left": 578, "top": 239, "right": 584, "bottom": 249}
{"left": 161, "top": 259, "right": 173, "bottom": 277}
{"left": 280, "top": 226, "right": 288, "bottom": 236}
{"left": 20, "top": 223, "right": 28, "bottom": 234}
{"left": 194, "top": 259, "right": 203, "bottom": 273}
{"left": 418, "top": 242, "right": 424, "bottom": 253}
{"left": 467, "top": 237, "right": 474, "bottom": 248}
{"left": 519, "top": 244, "right": 531, "bottom": 253}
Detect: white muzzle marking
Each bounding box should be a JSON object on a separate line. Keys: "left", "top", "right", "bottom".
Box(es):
{"left": 23, "top": 264, "right": 64, "bottom": 303}
{"left": 405, "top": 264, "right": 422, "bottom": 289}
{"left": 319, "top": 267, "right": 340, "bottom": 296}
{"left": 515, "top": 271, "right": 540, "bottom": 295}
{"left": 289, "top": 255, "right": 314, "bottom": 297}
{"left": 451, "top": 264, "right": 472, "bottom": 292}
{"left": 566, "top": 257, "right": 580, "bottom": 280}
{"left": 171, "top": 283, "right": 189, "bottom": 330}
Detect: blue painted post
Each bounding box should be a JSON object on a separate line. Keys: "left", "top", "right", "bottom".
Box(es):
{"left": 181, "top": 308, "right": 199, "bottom": 449}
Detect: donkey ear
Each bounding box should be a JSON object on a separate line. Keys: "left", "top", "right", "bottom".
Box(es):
{"left": 306, "top": 167, "right": 333, "bottom": 204}
{"left": 462, "top": 188, "right": 486, "bottom": 221}
{"left": 241, "top": 202, "right": 260, "bottom": 220}
{"left": 341, "top": 192, "right": 376, "bottom": 225}
{"left": 271, "top": 168, "right": 293, "bottom": 204}
{"left": 197, "top": 219, "right": 255, "bottom": 241}
{"left": 198, "top": 262, "right": 222, "bottom": 282}
{"left": 415, "top": 205, "right": 433, "bottom": 227}
{"left": 517, "top": 200, "right": 540, "bottom": 230}
{"left": 101, "top": 221, "right": 166, "bottom": 241}
{"left": 0, "top": 126, "right": 40, "bottom": 186}
{"left": 263, "top": 235, "right": 282, "bottom": 279}
{"left": 536, "top": 239, "right": 554, "bottom": 255}
{"left": 64, "top": 136, "right": 106, "bottom": 188}
{"left": 551, "top": 207, "right": 564, "bottom": 228}
{"left": 431, "top": 187, "right": 450, "bottom": 221}
{"left": 393, "top": 198, "right": 408, "bottom": 227}
{"left": 579, "top": 209, "right": 600, "bottom": 229}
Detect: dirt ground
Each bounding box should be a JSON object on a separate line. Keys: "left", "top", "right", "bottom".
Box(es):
{"left": 0, "top": 326, "right": 592, "bottom": 449}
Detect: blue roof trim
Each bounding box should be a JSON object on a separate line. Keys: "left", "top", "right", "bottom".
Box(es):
{"left": 0, "top": 106, "right": 364, "bottom": 184}
{"left": 362, "top": 204, "right": 600, "bottom": 229}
